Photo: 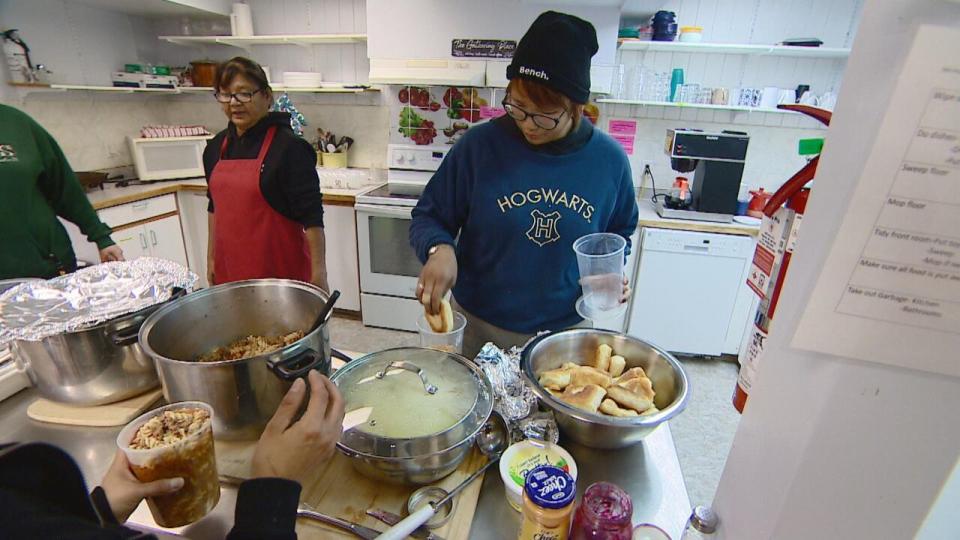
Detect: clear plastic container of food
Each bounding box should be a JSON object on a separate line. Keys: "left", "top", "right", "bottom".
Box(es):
{"left": 416, "top": 311, "right": 467, "bottom": 354}
{"left": 117, "top": 401, "right": 220, "bottom": 527}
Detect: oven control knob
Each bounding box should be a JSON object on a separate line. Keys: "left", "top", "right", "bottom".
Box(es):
{"left": 405, "top": 152, "right": 415, "bottom": 163}
{"left": 395, "top": 153, "right": 405, "bottom": 164}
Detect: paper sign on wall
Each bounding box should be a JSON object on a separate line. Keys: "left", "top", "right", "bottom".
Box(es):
{"left": 608, "top": 119, "right": 638, "bottom": 135}
{"left": 611, "top": 133, "right": 635, "bottom": 155}
{"left": 792, "top": 25, "right": 960, "bottom": 377}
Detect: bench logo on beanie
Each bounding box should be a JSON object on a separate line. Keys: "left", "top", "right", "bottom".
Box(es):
{"left": 518, "top": 66, "right": 549, "bottom": 81}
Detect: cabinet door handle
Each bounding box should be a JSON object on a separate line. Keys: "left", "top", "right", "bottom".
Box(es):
{"left": 132, "top": 201, "right": 149, "bottom": 210}
{"left": 150, "top": 230, "right": 158, "bottom": 246}
{"left": 139, "top": 233, "right": 148, "bottom": 250}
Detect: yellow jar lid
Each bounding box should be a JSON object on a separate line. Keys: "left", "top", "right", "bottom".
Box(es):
{"left": 680, "top": 26, "right": 703, "bottom": 32}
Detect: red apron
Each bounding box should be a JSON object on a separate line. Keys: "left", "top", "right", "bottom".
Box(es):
{"left": 209, "top": 126, "right": 311, "bottom": 284}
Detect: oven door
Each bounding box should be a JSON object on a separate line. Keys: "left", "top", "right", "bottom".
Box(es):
{"left": 355, "top": 203, "right": 423, "bottom": 299}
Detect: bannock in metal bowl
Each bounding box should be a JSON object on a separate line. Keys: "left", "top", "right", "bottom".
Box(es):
{"left": 521, "top": 328, "right": 689, "bottom": 449}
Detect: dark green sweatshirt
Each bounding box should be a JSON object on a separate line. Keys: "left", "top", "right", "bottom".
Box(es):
{"left": 0, "top": 104, "right": 114, "bottom": 279}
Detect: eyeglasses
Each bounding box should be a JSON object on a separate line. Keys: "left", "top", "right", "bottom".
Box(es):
{"left": 214, "top": 89, "right": 263, "bottom": 103}
{"left": 501, "top": 96, "right": 566, "bottom": 130}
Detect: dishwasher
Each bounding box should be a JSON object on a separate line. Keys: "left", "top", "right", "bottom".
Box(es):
{"left": 627, "top": 227, "right": 756, "bottom": 356}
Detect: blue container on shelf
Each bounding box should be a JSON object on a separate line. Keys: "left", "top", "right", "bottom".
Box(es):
{"left": 652, "top": 11, "right": 678, "bottom": 41}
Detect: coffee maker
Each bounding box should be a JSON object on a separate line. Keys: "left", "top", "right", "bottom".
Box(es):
{"left": 659, "top": 129, "right": 750, "bottom": 222}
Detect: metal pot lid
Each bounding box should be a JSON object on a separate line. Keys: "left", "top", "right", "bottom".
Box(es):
{"left": 331, "top": 347, "right": 493, "bottom": 459}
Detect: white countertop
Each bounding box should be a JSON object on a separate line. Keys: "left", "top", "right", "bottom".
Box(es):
{"left": 84, "top": 178, "right": 377, "bottom": 210}
{"left": 635, "top": 198, "right": 760, "bottom": 237}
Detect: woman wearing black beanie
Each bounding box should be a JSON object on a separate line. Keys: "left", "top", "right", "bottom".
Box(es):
{"left": 410, "top": 11, "right": 640, "bottom": 357}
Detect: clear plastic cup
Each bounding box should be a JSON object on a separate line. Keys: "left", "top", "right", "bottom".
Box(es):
{"left": 416, "top": 311, "right": 467, "bottom": 354}
{"left": 117, "top": 401, "right": 220, "bottom": 528}
{"left": 573, "top": 233, "right": 626, "bottom": 313}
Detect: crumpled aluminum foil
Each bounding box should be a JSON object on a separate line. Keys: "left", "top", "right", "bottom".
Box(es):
{"left": 517, "top": 410, "right": 560, "bottom": 444}
{"left": 475, "top": 342, "right": 537, "bottom": 422}
{"left": 0, "top": 258, "right": 197, "bottom": 345}
{"left": 474, "top": 341, "right": 559, "bottom": 444}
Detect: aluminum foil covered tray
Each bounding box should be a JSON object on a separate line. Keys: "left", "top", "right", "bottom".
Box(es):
{"left": 0, "top": 258, "right": 197, "bottom": 345}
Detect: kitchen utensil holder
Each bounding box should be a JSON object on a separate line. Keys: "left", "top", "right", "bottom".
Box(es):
{"left": 320, "top": 151, "right": 348, "bottom": 169}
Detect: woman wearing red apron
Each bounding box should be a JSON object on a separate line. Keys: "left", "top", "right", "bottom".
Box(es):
{"left": 203, "top": 57, "right": 328, "bottom": 290}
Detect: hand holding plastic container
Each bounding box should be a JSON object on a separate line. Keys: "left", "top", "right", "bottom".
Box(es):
{"left": 117, "top": 401, "right": 220, "bottom": 527}
{"left": 574, "top": 233, "right": 627, "bottom": 313}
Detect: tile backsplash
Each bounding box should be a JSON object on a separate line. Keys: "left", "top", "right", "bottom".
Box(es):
{"left": 12, "top": 90, "right": 822, "bottom": 194}
{"left": 13, "top": 91, "right": 390, "bottom": 173}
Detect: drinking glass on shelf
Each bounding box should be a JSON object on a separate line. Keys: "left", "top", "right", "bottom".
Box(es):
{"left": 698, "top": 87, "right": 714, "bottom": 104}
{"left": 679, "top": 83, "right": 700, "bottom": 104}
{"left": 624, "top": 66, "right": 644, "bottom": 101}
{"left": 654, "top": 71, "right": 671, "bottom": 102}
{"left": 612, "top": 64, "right": 626, "bottom": 99}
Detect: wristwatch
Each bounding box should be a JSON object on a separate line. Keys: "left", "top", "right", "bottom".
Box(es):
{"left": 428, "top": 244, "right": 444, "bottom": 257}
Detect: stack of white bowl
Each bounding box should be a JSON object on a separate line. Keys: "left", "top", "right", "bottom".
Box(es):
{"left": 282, "top": 71, "right": 323, "bottom": 88}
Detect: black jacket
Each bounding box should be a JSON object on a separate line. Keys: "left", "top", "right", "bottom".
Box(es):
{"left": 0, "top": 442, "right": 300, "bottom": 540}
{"left": 203, "top": 112, "right": 324, "bottom": 228}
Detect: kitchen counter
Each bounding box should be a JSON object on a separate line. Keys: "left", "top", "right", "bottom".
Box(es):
{"left": 636, "top": 198, "right": 761, "bottom": 237}
{"left": 84, "top": 178, "right": 377, "bottom": 210}
{"left": 0, "top": 385, "right": 691, "bottom": 539}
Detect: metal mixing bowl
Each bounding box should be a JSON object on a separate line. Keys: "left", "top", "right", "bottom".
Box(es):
{"left": 521, "top": 329, "right": 689, "bottom": 449}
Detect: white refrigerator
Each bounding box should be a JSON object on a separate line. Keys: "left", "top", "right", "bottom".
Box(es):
{"left": 712, "top": 1, "right": 960, "bottom": 538}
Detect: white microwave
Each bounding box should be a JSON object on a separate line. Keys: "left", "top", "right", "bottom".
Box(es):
{"left": 128, "top": 136, "right": 213, "bottom": 181}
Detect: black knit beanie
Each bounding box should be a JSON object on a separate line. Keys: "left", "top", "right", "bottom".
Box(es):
{"left": 506, "top": 11, "right": 599, "bottom": 104}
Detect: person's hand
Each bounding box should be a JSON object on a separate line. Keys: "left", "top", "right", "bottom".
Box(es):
{"left": 251, "top": 370, "right": 345, "bottom": 482}
{"left": 99, "top": 245, "right": 124, "bottom": 263}
{"left": 311, "top": 270, "right": 330, "bottom": 293}
{"left": 417, "top": 244, "right": 457, "bottom": 315}
{"left": 578, "top": 273, "right": 631, "bottom": 305}
{"left": 99, "top": 450, "right": 184, "bottom": 523}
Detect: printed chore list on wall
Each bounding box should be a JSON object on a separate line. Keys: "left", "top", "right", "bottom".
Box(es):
{"left": 793, "top": 24, "right": 960, "bottom": 377}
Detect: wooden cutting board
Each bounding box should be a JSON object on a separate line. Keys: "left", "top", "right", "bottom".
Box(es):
{"left": 215, "top": 350, "right": 487, "bottom": 539}
{"left": 26, "top": 389, "right": 163, "bottom": 427}
{"left": 216, "top": 435, "right": 488, "bottom": 539}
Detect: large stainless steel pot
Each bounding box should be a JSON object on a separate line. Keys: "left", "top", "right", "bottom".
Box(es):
{"left": 9, "top": 288, "right": 177, "bottom": 406}
{"left": 521, "top": 329, "right": 689, "bottom": 449}
{"left": 330, "top": 347, "right": 494, "bottom": 485}
{"left": 139, "top": 280, "right": 344, "bottom": 440}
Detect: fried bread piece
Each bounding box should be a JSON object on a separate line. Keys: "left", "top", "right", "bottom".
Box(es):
{"left": 599, "top": 398, "right": 639, "bottom": 417}
{"left": 616, "top": 367, "right": 648, "bottom": 384}
{"left": 606, "top": 385, "right": 654, "bottom": 413}
{"left": 539, "top": 366, "right": 573, "bottom": 391}
{"left": 559, "top": 384, "right": 607, "bottom": 413}
{"left": 569, "top": 365, "right": 613, "bottom": 388}
{"left": 590, "top": 344, "right": 612, "bottom": 371}
{"left": 618, "top": 376, "right": 655, "bottom": 402}
{"left": 608, "top": 355, "right": 626, "bottom": 377}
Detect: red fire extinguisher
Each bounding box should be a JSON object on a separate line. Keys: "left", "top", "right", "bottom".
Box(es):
{"left": 733, "top": 105, "right": 831, "bottom": 414}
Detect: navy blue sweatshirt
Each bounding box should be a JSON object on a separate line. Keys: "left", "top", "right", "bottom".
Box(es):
{"left": 410, "top": 118, "right": 639, "bottom": 334}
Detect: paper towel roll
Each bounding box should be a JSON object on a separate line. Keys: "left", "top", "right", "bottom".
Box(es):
{"left": 230, "top": 3, "right": 254, "bottom": 37}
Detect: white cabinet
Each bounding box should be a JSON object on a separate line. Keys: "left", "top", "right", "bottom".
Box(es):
{"left": 144, "top": 215, "right": 189, "bottom": 267}
{"left": 64, "top": 194, "right": 191, "bottom": 270}
{"left": 323, "top": 203, "right": 361, "bottom": 312}
{"left": 110, "top": 227, "right": 151, "bottom": 261}
{"left": 177, "top": 190, "right": 211, "bottom": 288}
{"left": 110, "top": 216, "right": 189, "bottom": 267}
